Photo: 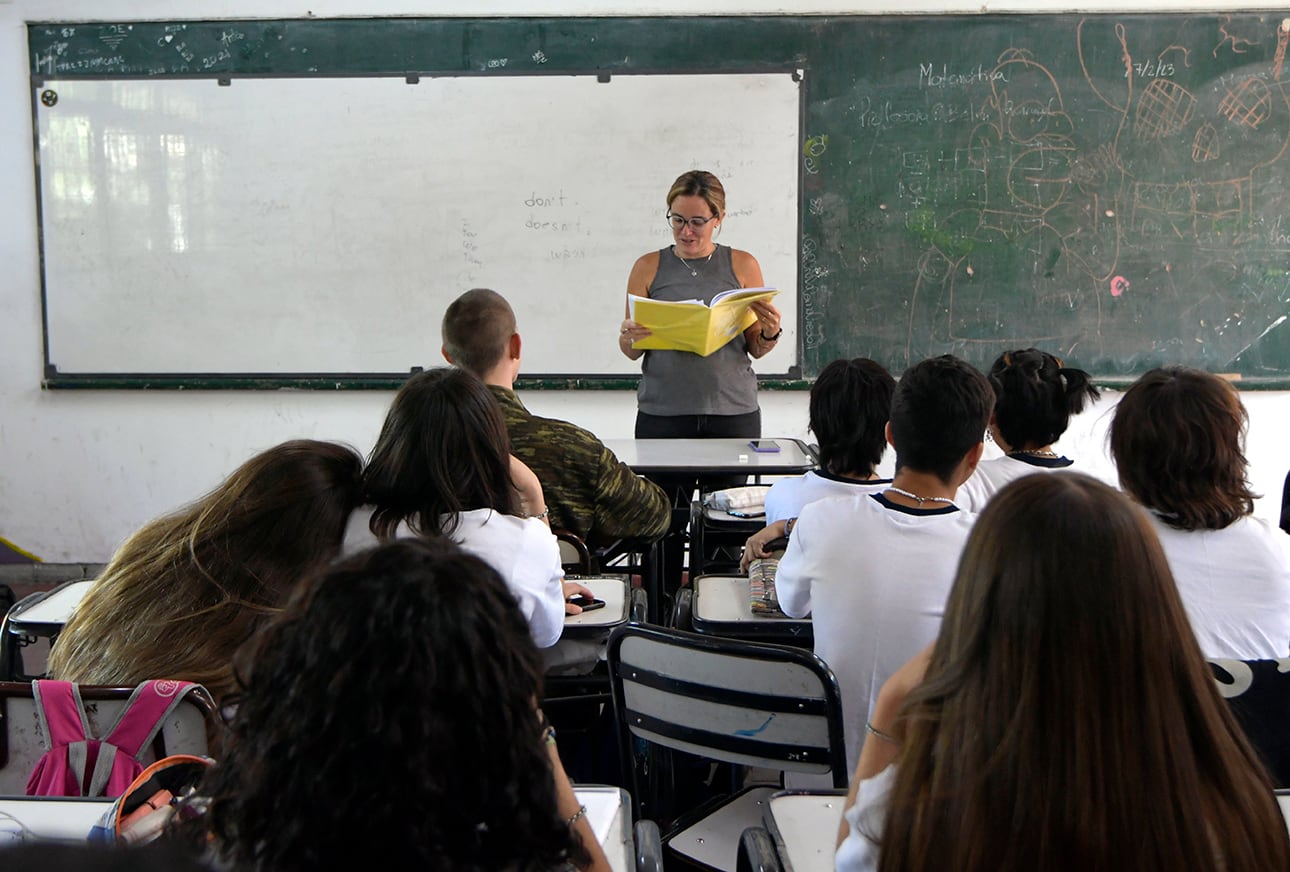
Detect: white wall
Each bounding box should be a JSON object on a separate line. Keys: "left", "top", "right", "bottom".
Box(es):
{"left": 3, "top": 0, "right": 1288, "bottom": 562}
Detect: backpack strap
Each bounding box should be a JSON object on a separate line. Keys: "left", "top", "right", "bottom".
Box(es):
{"left": 30, "top": 680, "right": 95, "bottom": 794}
{"left": 100, "top": 680, "right": 199, "bottom": 761}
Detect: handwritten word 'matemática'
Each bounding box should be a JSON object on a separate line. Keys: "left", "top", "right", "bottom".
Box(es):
{"left": 919, "top": 63, "right": 1008, "bottom": 89}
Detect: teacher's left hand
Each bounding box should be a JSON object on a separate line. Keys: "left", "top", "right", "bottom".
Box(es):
{"left": 750, "top": 300, "right": 782, "bottom": 338}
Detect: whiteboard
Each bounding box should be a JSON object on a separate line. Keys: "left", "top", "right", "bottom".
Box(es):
{"left": 35, "top": 73, "right": 801, "bottom": 378}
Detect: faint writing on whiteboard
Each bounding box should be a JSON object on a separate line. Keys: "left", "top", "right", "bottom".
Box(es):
{"left": 919, "top": 63, "right": 1008, "bottom": 88}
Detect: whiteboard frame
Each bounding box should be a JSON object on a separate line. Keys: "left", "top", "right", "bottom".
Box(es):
{"left": 32, "top": 68, "right": 806, "bottom": 388}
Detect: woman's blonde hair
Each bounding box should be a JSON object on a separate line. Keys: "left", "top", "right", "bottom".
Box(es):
{"left": 48, "top": 440, "right": 363, "bottom": 706}
{"left": 666, "top": 170, "right": 726, "bottom": 217}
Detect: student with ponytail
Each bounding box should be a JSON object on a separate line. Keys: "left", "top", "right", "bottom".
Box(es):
{"left": 957, "top": 347, "right": 1100, "bottom": 512}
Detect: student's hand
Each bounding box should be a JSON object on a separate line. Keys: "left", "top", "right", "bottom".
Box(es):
{"left": 509, "top": 455, "right": 547, "bottom": 521}
{"left": 563, "top": 580, "right": 594, "bottom": 615}
{"left": 740, "top": 519, "right": 789, "bottom": 572}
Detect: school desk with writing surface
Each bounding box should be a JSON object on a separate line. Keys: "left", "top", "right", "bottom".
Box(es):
{"left": 1, "top": 579, "right": 93, "bottom": 680}
{"left": 0, "top": 788, "right": 639, "bottom": 871}
{"left": 758, "top": 789, "right": 848, "bottom": 872}
{"left": 603, "top": 438, "right": 816, "bottom": 622}
{"left": 683, "top": 574, "right": 813, "bottom": 648}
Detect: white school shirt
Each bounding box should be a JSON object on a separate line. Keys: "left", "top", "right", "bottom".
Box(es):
{"left": 834, "top": 765, "right": 895, "bottom": 872}
{"left": 956, "top": 453, "right": 1074, "bottom": 513}
{"left": 343, "top": 506, "right": 566, "bottom": 649}
{"left": 763, "top": 470, "right": 892, "bottom": 524}
{"left": 775, "top": 493, "right": 975, "bottom": 774}
{"left": 1148, "top": 513, "right": 1290, "bottom": 659}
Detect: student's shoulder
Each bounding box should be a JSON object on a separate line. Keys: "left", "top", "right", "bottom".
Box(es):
{"left": 511, "top": 411, "right": 608, "bottom": 464}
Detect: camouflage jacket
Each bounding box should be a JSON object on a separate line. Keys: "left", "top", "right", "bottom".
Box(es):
{"left": 489, "top": 385, "right": 670, "bottom": 548}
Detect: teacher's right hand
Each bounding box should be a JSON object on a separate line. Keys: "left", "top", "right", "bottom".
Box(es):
{"left": 619, "top": 318, "right": 652, "bottom": 345}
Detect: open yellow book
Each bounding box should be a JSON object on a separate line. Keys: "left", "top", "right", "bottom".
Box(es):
{"left": 627, "top": 288, "right": 779, "bottom": 357}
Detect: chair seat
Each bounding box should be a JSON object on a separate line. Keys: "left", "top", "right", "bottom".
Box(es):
{"left": 667, "top": 784, "right": 780, "bottom": 871}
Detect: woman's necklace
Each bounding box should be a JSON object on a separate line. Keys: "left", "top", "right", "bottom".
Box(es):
{"left": 674, "top": 246, "right": 715, "bottom": 277}
{"left": 885, "top": 486, "right": 954, "bottom": 506}
{"left": 1009, "top": 448, "right": 1059, "bottom": 459}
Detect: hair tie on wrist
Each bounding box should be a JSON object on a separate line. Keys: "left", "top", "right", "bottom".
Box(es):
{"left": 760, "top": 328, "right": 783, "bottom": 342}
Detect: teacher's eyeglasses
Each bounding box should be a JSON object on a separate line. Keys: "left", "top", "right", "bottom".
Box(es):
{"left": 667, "top": 212, "right": 717, "bottom": 230}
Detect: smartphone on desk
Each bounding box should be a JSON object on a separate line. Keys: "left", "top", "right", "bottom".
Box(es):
{"left": 727, "top": 508, "right": 766, "bottom": 519}
{"left": 567, "top": 595, "right": 606, "bottom": 612}
{"left": 749, "top": 439, "right": 781, "bottom": 453}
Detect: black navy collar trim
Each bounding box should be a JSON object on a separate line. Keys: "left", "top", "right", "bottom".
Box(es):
{"left": 1007, "top": 453, "right": 1073, "bottom": 469}
{"left": 870, "top": 492, "right": 960, "bottom": 516}
{"left": 815, "top": 470, "right": 892, "bottom": 486}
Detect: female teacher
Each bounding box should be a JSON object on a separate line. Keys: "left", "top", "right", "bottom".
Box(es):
{"left": 619, "top": 170, "right": 782, "bottom": 595}
{"left": 619, "top": 170, "right": 782, "bottom": 440}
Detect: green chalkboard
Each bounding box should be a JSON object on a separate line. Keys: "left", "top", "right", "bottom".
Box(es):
{"left": 28, "top": 14, "right": 1290, "bottom": 387}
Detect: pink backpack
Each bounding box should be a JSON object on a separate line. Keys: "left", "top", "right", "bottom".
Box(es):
{"left": 25, "top": 679, "right": 201, "bottom": 798}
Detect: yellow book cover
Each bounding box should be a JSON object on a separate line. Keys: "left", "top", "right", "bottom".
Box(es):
{"left": 627, "top": 288, "right": 778, "bottom": 356}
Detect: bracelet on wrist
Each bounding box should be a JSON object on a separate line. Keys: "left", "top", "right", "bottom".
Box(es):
{"left": 565, "top": 805, "right": 588, "bottom": 828}
{"left": 530, "top": 506, "right": 550, "bottom": 521}
{"left": 760, "top": 328, "right": 783, "bottom": 342}
{"left": 865, "top": 720, "right": 900, "bottom": 745}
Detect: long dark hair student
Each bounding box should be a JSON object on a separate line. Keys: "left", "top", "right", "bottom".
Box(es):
{"left": 192, "top": 539, "right": 607, "bottom": 872}
{"left": 48, "top": 439, "right": 363, "bottom": 707}
{"left": 862, "top": 473, "right": 1290, "bottom": 871}
{"left": 363, "top": 367, "right": 519, "bottom": 538}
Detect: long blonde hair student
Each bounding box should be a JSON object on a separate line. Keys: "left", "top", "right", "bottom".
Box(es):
{"left": 868, "top": 473, "right": 1290, "bottom": 872}
{"left": 48, "top": 440, "right": 363, "bottom": 706}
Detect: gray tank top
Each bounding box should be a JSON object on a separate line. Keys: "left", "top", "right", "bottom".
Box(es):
{"left": 637, "top": 244, "right": 760, "bottom": 416}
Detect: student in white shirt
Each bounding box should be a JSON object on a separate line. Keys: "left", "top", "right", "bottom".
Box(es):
{"left": 774, "top": 354, "right": 993, "bottom": 774}
{"left": 957, "top": 347, "right": 1100, "bottom": 512}
{"left": 739, "top": 357, "right": 895, "bottom": 569}
{"left": 349, "top": 367, "right": 592, "bottom": 648}
{"left": 1110, "top": 366, "right": 1290, "bottom": 659}
{"left": 836, "top": 473, "right": 1289, "bottom": 872}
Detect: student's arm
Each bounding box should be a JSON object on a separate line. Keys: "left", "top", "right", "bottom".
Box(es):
{"left": 620, "top": 253, "right": 659, "bottom": 361}
{"left": 837, "top": 644, "right": 933, "bottom": 848}
{"left": 523, "top": 522, "right": 569, "bottom": 649}
{"left": 591, "top": 445, "right": 672, "bottom": 542}
{"left": 771, "top": 508, "right": 818, "bottom": 618}
{"left": 740, "top": 519, "right": 789, "bottom": 572}
{"left": 543, "top": 718, "right": 613, "bottom": 872}
{"left": 510, "top": 455, "right": 550, "bottom": 525}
